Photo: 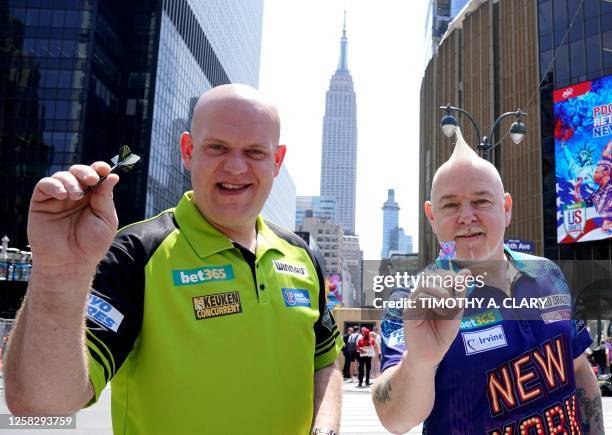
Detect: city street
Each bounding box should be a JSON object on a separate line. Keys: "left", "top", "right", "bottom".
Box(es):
{"left": 1, "top": 377, "right": 612, "bottom": 434}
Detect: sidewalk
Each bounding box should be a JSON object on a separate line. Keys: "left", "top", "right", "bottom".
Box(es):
{"left": 341, "top": 377, "right": 422, "bottom": 434}
{"left": 343, "top": 377, "right": 375, "bottom": 393}
{"left": 3, "top": 376, "right": 611, "bottom": 434}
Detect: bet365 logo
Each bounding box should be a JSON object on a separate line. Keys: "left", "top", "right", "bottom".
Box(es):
{"left": 172, "top": 265, "right": 234, "bottom": 286}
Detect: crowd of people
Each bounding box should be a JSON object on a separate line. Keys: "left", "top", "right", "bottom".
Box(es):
{"left": 590, "top": 336, "right": 612, "bottom": 375}
{"left": 342, "top": 325, "right": 382, "bottom": 387}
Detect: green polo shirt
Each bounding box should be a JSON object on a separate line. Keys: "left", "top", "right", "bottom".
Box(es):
{"left": 85, "top": 191, "right": 344, "bottom": 435}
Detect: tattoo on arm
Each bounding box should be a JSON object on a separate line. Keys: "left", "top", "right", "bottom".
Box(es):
{"left": 374, "top": 379, "right": 392, "bottom": 403}
{"left": 576, "top": 387, "right": 605, "bottom": 434}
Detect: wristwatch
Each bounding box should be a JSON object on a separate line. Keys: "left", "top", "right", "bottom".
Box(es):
{"left": 311, "top": 429, "right": 337, "bottom": 435}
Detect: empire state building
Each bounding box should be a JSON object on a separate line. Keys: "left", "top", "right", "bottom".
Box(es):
{"left": 320, "top": 14, "right": 357, "bottom": 235}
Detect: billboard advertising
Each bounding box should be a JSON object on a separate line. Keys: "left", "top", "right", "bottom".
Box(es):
{"left": 326, "top": 274, "right": 342, "bottom": 307}
{"left": 554, "top": 75, "right": 612, "bottom": 244}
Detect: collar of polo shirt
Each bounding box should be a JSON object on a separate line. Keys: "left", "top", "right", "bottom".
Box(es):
{"left": 174, "top": 191, "right": 290, "bottom": 260}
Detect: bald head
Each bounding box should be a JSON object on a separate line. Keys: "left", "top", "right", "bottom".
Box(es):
{"left": 431, "top": 127, "right": 505, "bottom": 201}
{"left": 180, "top": 84, "right": 287, "bottom": 240}
{"left": 424, "top": 127, "right": 512, "bottom": 262}
{"left": 190, "top": 84, "right": 281, "bottom": 146}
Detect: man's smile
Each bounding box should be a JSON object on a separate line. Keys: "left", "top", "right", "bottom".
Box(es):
{"left": 215, "top": 182, "right": 252, "bottom": 194}
{"left": 455, "top": 229, "right": 486, "bottom": 240}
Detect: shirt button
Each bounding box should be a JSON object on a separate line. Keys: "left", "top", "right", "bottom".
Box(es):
{"left": 260, "top": 284, "right": 265, "bottom": 290}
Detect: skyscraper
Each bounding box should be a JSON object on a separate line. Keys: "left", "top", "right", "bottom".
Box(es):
{"left": 299, "top": 216, "right": 344, "bottom": 277}
{"left": 342, "top": 234, "right": 362, "bottom": 308}
{"left": 424, "top": 0, "right": 470, "bottom": 63}
{"left": 397, "top": 228, "right": 413, "bottom": 254}
{"left": 381, "top": 189, "right": 400, "bottom": 258}
{"left": 320, "top": 13, "right": 358, "bottom": 235}
{"left": 294, "top": 195, "right": 336, "bottom": 229}
{"left": 0, "top": 0, "right": 269, "bottom": 248}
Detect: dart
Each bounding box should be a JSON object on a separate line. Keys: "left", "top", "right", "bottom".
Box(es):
{"left": 86, "top": 145, "right": 141, "bottom": 192}
{"left": 438, "top": 240, "right": 457, "bottom": 272}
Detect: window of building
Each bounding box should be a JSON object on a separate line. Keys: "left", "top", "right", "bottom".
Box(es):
{"left": 59, "top": 40, "right": 74, "bottom": 58}
{"left": 584, "top": 0, "right": 600, "bottom": 19}
{"left": 603, "top": 12, "right": 612, "bottom": 33}
{"left": 26, "top": 9, "right": 39, "bottom": 26}
{"left": 55, "top": 100, "right": 70, "bottom": 119}
{"left": 568, "top": 17, "right": 583, "bottom": 42}
{"left": 601, "top": 28, "right": 612, "bottom": 53}
{"left": 11, "top": 8, "right": 26, "bottom": 24}
{"left": 570, "top": 39, "right": 585, "bottom": 78}
{"left": 584, "top": 17, "right": 600, "bottom": 37}
{"left": 65, "top": 11, "right": 79, "bottom": 28}
{"left": 539, "top": 0, "right": 553, "bottom": 34}
{"left": 585, "top": 34, "right": 602, "bottom": 74}
{"left": 38, "top": 9, "right": 52, "bottom": 27}
{"left": 540, "top": 32, "right": 553, "bottom": 52}
{"left": 52, "top": 10, "right": 66, "bottom": 27}
{"left": 554, "top": 44, "right": 570, "bottom": 82}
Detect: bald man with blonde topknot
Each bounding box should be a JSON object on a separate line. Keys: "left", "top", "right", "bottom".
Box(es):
{"left": 374, "top": 127, "right": 602, "bottom": 434}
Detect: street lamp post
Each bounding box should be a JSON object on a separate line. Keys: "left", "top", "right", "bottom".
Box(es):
{"left": 439, "top": 104, "right": 527, "bottom": 164}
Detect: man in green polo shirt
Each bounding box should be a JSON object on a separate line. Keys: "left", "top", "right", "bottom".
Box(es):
{"left": 5, "top": 84, "right": 344, "bottom": 435}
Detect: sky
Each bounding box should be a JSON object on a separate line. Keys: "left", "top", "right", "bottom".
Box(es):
{"left": 258, "top": 0, "right": 429, "bottom": 259}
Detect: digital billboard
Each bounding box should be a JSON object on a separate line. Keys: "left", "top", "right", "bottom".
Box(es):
{"left": 554, "top": 74, "right": 612, "bottom": 244}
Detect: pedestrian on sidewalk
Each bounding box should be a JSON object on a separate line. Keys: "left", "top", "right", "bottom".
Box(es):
{"left": 369, "top": 328, "right": 382, "bottom": 380}
{"left": 594, "top": 340, "right": 608, "bottom": 375}
{"left": 342, "top": 327, "right": 354, "bottom": 380}
{"left": 356, "top": 327, "right": 375, "bottom": 387}
{"left": 349, "top": 326, "right": 361, "bottom": 381}
{"left": 605, "top": 336, "right": 612, "bottom": 374}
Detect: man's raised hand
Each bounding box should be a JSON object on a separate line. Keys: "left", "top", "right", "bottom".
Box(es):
{"left": 28, "top": 162, "right": 120, "bottom": 273}
{"left": 403, "top": 268, "right": 472, "bottom": 367}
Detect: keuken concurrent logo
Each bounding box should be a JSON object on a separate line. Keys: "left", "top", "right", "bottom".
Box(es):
{"left": 192, "top": 291, "right": 242, "bottom": 320}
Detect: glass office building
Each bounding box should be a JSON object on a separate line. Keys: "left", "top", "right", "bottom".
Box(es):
{"left": 261, "top": 166, "right": 296, "bottom": 231}
{"left": 0, "top": 0, "right": 265, "bottom": 248}
{"left": 295, "top": 195, "right": 337, "bottom": 229}
{"left": 424, "top": 0, "right": 470, "bottom": 64}
{"left": 538, "top": 0, "right": 612, "bottom": 261}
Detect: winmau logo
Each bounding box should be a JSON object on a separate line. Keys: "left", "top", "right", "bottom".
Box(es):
{"left": 273, "top": 260, "right": 309, "bottom": 277}
{"left": 562, "top": 88, "right": 574, "bottom": 99}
